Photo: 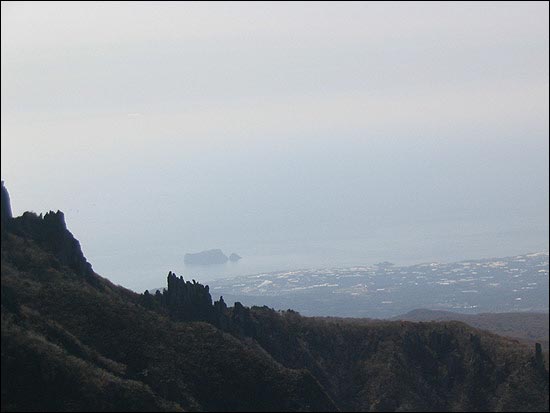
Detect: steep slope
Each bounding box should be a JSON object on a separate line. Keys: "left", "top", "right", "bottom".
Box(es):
{"left": 229, "top": 309, "right": 548, "bottom": 411}
{"left": 2, "top": 309, "right": 183, "bottom": 412}
{"left": 1, "top": 183, "right": 336, "bottom": 412}
{"left": 1, "top": 182, "right": 549, "bottom": 412}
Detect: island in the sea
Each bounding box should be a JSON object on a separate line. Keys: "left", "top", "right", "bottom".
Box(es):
{"left": 229, "top": 253, "right": 242, "bottom": 262}
{"left": 184, "top": 249, "right": 241, "bottom": 265}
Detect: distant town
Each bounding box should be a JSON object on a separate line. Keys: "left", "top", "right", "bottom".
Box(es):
{"left": 209, "top": 252, "right": 549, "bottom": 318}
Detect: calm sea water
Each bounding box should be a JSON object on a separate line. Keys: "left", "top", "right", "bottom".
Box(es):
{"left": 90, "top": 218, "right": 549, "bottom": 292}
{"left": 8, "top": 135, "right": 548, "bottom": 293}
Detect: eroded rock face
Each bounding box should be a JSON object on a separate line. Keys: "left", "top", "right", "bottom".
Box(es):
{"left": 1, "top": 182, "right": 92, "bottom": 277}
{"left": 1, "top": 181, "right": 13, "bottom": 228}
{"left": 14, "top": 210, "right": 93, "bottom": 277}
{"left": 163, "top": 271, "right": 216, "bottom": 322}
{"left": 149, "top": 273, "right": 260, "bottom": 339}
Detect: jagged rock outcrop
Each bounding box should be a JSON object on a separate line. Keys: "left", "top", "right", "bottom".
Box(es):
{"left": 535, "top": 342, "right": 545, "bottom": 371}
{"left": 152, "top": 272, "right": 218, "bottom": 322}
{"left": 1, "top": 181, "right": 13, "bottom": 229}
{"left": 213, "top": 295, "right": 230, "bottom": 329}
{"left": 230, "top": 301, "right": 257, "bottom": 337}
{"left": 149, "top": 272, "right": 260, "bottom": 336}
{"left": 12, "top": 211, "right": 93, "bottom": 277}
{"left": 1, "top": 182, "right": 92, "bottom": 277}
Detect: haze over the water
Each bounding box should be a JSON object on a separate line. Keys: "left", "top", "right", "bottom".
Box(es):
{"left": 2, "top": 2, "right": 548, "bottom": 291}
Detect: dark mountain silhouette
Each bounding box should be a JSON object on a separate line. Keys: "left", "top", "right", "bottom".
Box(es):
{"left": 1, "top": 181, "right": 12, "bottom": 225}
{"left": 1, "top": 182, "right": 548, "bottom": 412}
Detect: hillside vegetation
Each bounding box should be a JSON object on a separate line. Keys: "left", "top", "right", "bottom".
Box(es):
{"left": 396, "top": 309, "right": 549, "bottom": 355}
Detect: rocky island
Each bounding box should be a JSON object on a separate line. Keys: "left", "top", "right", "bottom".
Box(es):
{"left": 184, "top": 249, "right": 241, "bottom": 265}
{"left": 229, "top": 253, "right": 242, "bottom": 262}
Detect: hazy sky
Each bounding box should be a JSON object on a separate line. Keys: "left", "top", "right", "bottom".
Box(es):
{"left": 1, "top": 2, "right": 548, "bottom": 291}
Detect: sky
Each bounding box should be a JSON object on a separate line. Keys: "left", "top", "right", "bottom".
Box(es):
{"left": 1, "top": 1, "right": 549, "bottom": 291}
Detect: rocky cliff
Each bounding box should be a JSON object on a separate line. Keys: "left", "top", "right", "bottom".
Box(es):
{"left": 1, "top": 182, "right": 92, "bottom": 277}
{"left": 1, "top": 181, "right": 13, "bottom": 228}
